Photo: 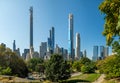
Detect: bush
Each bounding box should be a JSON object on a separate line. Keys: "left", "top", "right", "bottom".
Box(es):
{"left": 45, "top": 54, "right": 71, "bottom": 82}
{"left": 1, "top": 67, "right": 12, "bottom": 75}
{"left": 0, "top": 44, "right": 28, "bottom": 77}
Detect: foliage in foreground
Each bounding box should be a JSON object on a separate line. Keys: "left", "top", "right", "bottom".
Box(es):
{"left": 45, "top": 54, "right": 71, "bottom": 82}
{"left": 99, "top": 0, "right": 120, "bottom": 46}
{"left": 72, "top": 57, "right": 96, "bottom": 73}
{"left": 27, "top": 57, "right": 44, "bottom": 72}
{"left": 61, "top": 73, "right": 100, "bottom": 83}
{"left": 97, "top": 55, "right": 120, "bottom": 79}
{"left": 0, "top": 44, "right": 28, "bottom": 77}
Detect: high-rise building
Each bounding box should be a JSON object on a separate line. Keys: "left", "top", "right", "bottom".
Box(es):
{"left": 75, "top": 33, "right": 80, "bottom": 59}
{"left": 51, "top": 27, "right": 55, "bottom": 53}
{"left": 104, "top": 47, "right": 109, "bottom": 57}
{"left": 40, "top": 42, "right": 47, "bottom": 58}
{"left": 68, "top": 13, "right": 74, "bottom": 60}
{"left": 83, "top": 50, "right": 87, "bottom": 57}
{"left": 47, "top": 27, "right": 55, "bottom": 54}
{"left": 13, "top": 40, "right": 16, "bottom": 52}
{"left": 92, "top": 46, "right": 98, "bottom": 61}
{"left": 22, "top": 49, "right": 29, "bottom": 60}
{"left": 29, "top": 6, "right": 34, "bottom": 58}
{"left": 100, "top": 46, "right": 105, "bottom": 59}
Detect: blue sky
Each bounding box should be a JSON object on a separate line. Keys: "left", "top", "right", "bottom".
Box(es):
{"left": 0, "top": 0, "right": 110, "bottom": 59}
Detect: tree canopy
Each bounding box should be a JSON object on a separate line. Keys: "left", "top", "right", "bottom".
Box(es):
{"left": 0, "top": 44, "right": 28, "bottom": 77}
{"left": 99, "top": 0, "right": 120, "bottom": 46}
{"left": 45, "top": 54, "right": 71, "bottom": 82}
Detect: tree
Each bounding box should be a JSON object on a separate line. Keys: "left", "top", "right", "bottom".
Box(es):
{"left": 97, "top": 55, "right": 120, "bottom": 79}
{"left": 81, "top": 62, "right": 96, "bottom": 74}
{"left": 0, "top": 44, "right": 28, "bottom": 77}
{"left": 45, "top": 54, "right": 71, "bottom": 82}
{"left": 72, "top": 61, "right": 81, "bottom": 72}
{"left": 99, "top": 0, "right": 120, "bottom": 46}
{"left": 27, "top": 58, "right": 44, "bottom": 71}
{"left": 79, "top": 57, "right": 91, "bottom": 65}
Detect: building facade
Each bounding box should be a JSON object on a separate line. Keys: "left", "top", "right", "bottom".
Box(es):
{"left": 100, "top": 46, "right": 105, "bottom": 59}
{"left": 75, "top": 33, "right": 80, "bottom": 59}
{"left": 47, "top": 27, "right": 55, "bottom": 54}
{"left": 13, "top": 40, "right": 16, "bottom": 52}
{"left": 29, "top": 6, "right": 34, "bottom": 58}
{"left": 92, "top": 46, "right": 98, "bottom": 61}
{"left": 40, "top": 42, "right": 47, "bottom": 58}
{"left": 68, "top": 14, "right": 74, "bottom": 60}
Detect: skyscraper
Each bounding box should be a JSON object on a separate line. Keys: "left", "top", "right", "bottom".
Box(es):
{"left": 68, "top": 13, "right": 74, "bottom": 60}
{"left": 40, "top": 42, "right": 47, "bottom": 58}
{"left": 13, "top": 40, "right": 16, "bottom": 52}
{"left": 29, "top": 6, "right": 34, "bottom": 58}
{"left": 92, "top": 46, "right": 98, "bottom": 61}
{"left": 100, "top": 46, "right": 105, "bottom": 59}
{"left": 51, "top": 27, "right": 55, "bottom": 53}
{"left": 75, "top": 33, "right": 80, "bottom": 59}
{"left": 104, "top": 46, "right": 109, "bottom": 57}
{"left": 47, "top": 27, "right": 55, "bottom": 54}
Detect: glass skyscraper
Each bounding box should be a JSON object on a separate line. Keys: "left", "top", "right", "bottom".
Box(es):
{"left": 47, "top": 27, "right": 55, "bottom": 54}
{"left": 92, "top": 46, "right": 98, "bottom": 61}
{"left": 68, "top": 14, "right": 74, "bottom": 60}
{"left": 100, "top": 46, "right": 105, "bottom": 59}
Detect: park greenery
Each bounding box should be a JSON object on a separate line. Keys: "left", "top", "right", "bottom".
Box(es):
{"left": 45, "top": 54, "right": 71, "bottom": 82}
{"left": 98, "top": 0, "right": 120, "bottom": 79}
{"left": 0, "top": 44, "right": 28, "bottom": 77}
{"left": 72, "top": 57, "right": 96, "bottom": 73}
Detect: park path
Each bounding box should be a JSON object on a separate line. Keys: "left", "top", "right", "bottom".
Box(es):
{"left": 92, "top": 74, "right": 105, "bottom": 83}
{"left": 71, "top": 72, "right": 81, "bottom": 77}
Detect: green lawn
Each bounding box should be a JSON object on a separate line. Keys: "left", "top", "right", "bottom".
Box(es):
{"left": 60, "top": 73, "right": 101, "bottom": 83}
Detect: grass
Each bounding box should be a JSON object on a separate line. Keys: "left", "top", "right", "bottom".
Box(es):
{"left": 65, "top": 73, "right": 101, "bottom": 83}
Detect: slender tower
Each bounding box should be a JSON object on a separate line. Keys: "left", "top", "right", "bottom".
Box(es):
{"left": 68, "top": 14, "right": 74, "bottom": 60}
{"left": 29, "top": 6, "right": 34, "bottom": 58}
{"left": 13, "top": 40, "right": 16, "bottom": 52}
{"left": 75, "top": 33, "right": 80, "bottom": 59}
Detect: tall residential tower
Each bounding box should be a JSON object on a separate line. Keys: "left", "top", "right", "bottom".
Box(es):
{"left": 75, "top": 33, "right": 80, "bottom": 59}
{"left": 92, "top": 46, "right": 98, "bottom": 61}
{"left": 68, "top": 14, "right": 74, "bottom": 60}
{"left": 29, "top": 6, "right": 34, "bottom": 58}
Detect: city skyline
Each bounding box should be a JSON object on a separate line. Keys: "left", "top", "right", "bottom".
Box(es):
{"left": 0, "top": 0, "right": 111, "bottom": 59}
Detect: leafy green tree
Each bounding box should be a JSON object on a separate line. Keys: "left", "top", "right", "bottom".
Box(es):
{"left": 0, "top": 67, "right": 12, "bottom": 75}
{"left": 79, "top": 57, "right": 91, "bottom": 65}
{"left": 81, "top": 62, "right": 96, "bottom": 74}
{"left": 99, "top": 0, "right": 120, "bottom": 46}
{"left": 45, "top": 54, "right": 71, "bottom": 82}
{"left": 97, "top": 55, "right": 120, "bottom": 79}
{"left": 72, "top": 61, "right": 81, "bottom": 72}
{"left": 0, "top": 44, "right": 28, "bottom": 77}
{"left": 27, "top": 58, "right": 44, "bottom": 71}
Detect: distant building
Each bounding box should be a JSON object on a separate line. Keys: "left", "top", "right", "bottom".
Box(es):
{"left": 92, "top": 46, "right": 98, "bottom": 61}
{"left": 13, "top": 40, "right": 16, "bottom": 52}
{"left": 75, "top": 33, "right": 80, "bottom": 60}
{"left": 47, "top": 27, "right": 55, "bottom": 54}
{"left": 29, "top": 6, "right": 34, "bottom": 59}
{"left": 80, "top": 51, "right": 83, "bottom": 58}
{"left": 104, "top": 46, "right": 109, "bottom": 57}
{"left": 39, "top": 42, "right": 47, "bottom": 58}
{"left": 33, "top": 51, "right": 39, "bottom": 58}
{"left": 22, "top": 49, "right": 29, "bottom": 60}
{"left": 54, "top": 44, "right": 68, "bottom": 60}
{"left": 15, "top": 48, "right": 21, "bottom": 56}
{"left": 100, "top": 46, "right": 105, "bottom": 59}
{"left": 12, "top": 40, "right": 20, "bottom": 56}
{"left": 68, "top": 13, "right": 74, "bottom": 60}
{"left": 83, "top": 50, "right": 87, "bottom": 57}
